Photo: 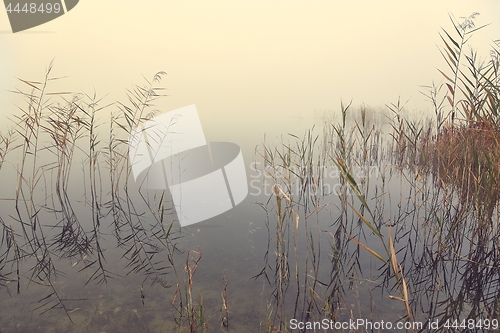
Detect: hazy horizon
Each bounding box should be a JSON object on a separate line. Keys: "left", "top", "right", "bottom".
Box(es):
{"left": 1, "top": 1, "right": 499, "bottom": 141}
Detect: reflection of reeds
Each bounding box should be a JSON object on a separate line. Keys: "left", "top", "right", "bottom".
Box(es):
{"left": 186, "top": 249, "right": 202, "bottom": 332}
{"left": 396, "top": 13, "right": 500, "bottom": 330}
{"left": 220, "top": 275, "right": 229, "bottom": 332}
{"left": 0, "top": 67, "right": 180, "bottom": 322}
{"left": 171, "top": 248, "right": 204, "bottom": 333}
{"left": 9, "top": 62, "right": 79, "bottom": 321}
{"left": 0, "top": 12, "right": 499, "bottom": 332}
{"left": 252, "top": 13, "right": 499, "bottom": 330}
{"left": 255, "top": 108, "right": 387, "bottom": 329}
{"left": 255, "top": 128, "right": 327, "bottom": 329}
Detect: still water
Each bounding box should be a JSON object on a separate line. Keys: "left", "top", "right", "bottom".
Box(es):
{"left": 1, "top": 76, "right": 499, "bottom": 332}
{"left": 2, "top": 2, "right": 500, "bottom": 332}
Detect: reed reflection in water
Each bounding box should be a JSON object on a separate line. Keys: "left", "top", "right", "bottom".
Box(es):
{"left": 1, "top": 13, "right": 500, "bottom": 332}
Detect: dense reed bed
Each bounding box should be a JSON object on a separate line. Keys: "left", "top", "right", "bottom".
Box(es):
{"left": 0, "top": 12, "right": 499, "bottom": 333}
{"left": 251, "top": 12, "right": 500, "bottom": 332}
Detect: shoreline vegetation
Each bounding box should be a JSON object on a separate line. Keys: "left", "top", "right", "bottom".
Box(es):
{"left": 0, "top": 12, "right": 499, "bottom": 333}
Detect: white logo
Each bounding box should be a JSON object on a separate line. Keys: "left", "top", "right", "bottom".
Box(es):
{"left": 128, "top": 105, "right": 248, "bottom": 227}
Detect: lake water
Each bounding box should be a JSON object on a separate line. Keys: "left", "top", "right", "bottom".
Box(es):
{"left": 1, "top": 90, "right": 499, "bottom": 332}
{"left": 1, "top": 1, "right": 500, "bottom": 332}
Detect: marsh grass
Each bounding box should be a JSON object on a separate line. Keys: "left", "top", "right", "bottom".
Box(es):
{"left": 419, "top": 13, "right": 500, "bottom": 222}
{"left": 0, "top": 64, "right": 185, "bottom": 328}
{"left": 423, "top": 123, "right": 500, "bottom": 219}
{"left": 1, "top": 12, "right": 500, "bottom": 333}
{"left": 220, "top": 275, "right": 229, "bottom": 331}
{"left": 250, "top": 12, "right": 500, "bottom": 332}
{"left": 0, "top": 65, "right": 242, "bottom": 333}
{"left": 254, "top": 101, "right": 403, "bottom": 330}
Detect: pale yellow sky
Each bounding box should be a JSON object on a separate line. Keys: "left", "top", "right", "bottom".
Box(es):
{"left": 1, "top": 1, "right": 499, "bottom": 142}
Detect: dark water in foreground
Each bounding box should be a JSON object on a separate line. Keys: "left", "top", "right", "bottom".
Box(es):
{"left": 1, "top": 98, "right": 500, "bottom": 333}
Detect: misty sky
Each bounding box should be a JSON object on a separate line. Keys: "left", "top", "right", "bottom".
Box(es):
{"left": 1, "top": 1, "right": 499, "bottom": 141}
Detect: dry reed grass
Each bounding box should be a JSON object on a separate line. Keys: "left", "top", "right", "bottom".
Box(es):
{"left": 418, "top": 13, "right": 500, "bottom": 221}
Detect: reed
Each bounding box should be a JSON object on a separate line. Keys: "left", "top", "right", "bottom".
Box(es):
{"left": 220, "top": 275, "right": 229, "bottom": 332}
{"left": 251, "top": 13, "right": 500, "bottom": 330}
{"left": 1, "top": 12, "right": 500, "bottom": 333}
{"left": 170, "top": 248, "right": 205, "bottom": 333}
{"left": 419, "top": 13, "right": 500, "bottom": 222}
{"left": 0, "top": 68, "right": 181, "bottom": 327}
